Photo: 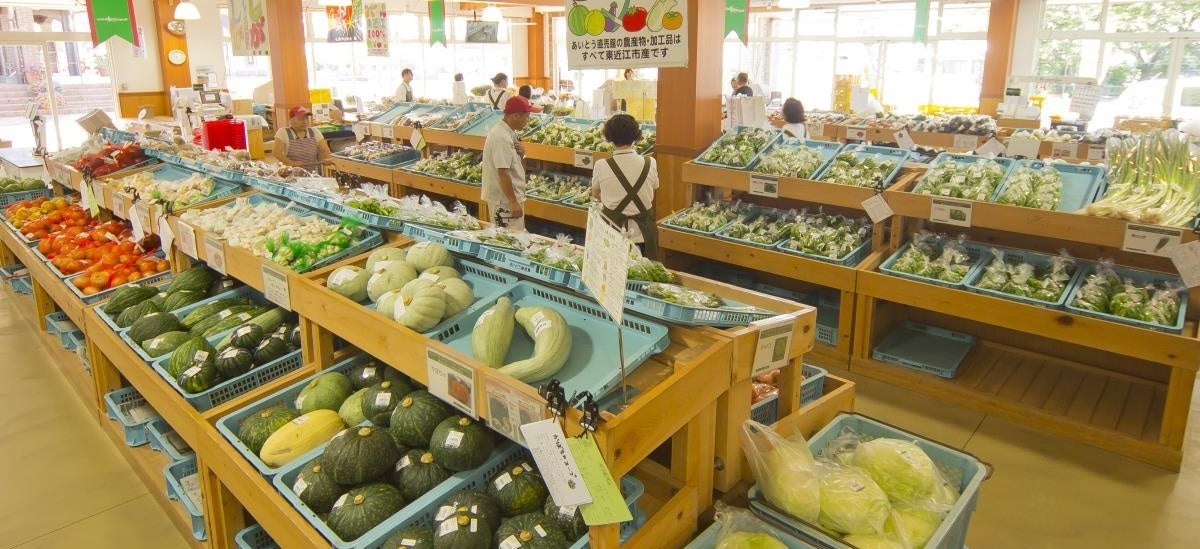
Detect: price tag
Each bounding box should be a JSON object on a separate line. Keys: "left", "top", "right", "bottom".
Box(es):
{"left": 111, "top": 193, "right": 129, "bottom": 219}
{"left": 953, "top": 134, "right": 979, "bottom": 150}
{"left": 352, "top": 122, "right": 367, "bottom": 142}
{"left": 1087, "top": 144, "right": 1106, "bottom": 161}
{"left": 1005, "top": 136, "right": 1041, "bottom": 159}
{"left": 1050, "top": 142, "right": 1077, "bottom": 159}
{"left": 130, "top": 204, "right": 146, "bottom": 241}
{"left": 565, "top": 435, "right": 634, "bottom": 525}
{"left": 930, "top": 198, "right": 973, "bottom": 227}
{"left": 426, "top": 346, "right": 476, "bottom": 417}
{"left": 175, "top": 221, "right": 198, "bottom": 258}
{"left": 262, "top": 264, "right": 293, "bottom": 310}
{"left": 582, "top": 209, "right": 630, "bottom": 323}
{"left": 748, "top": 172, "right": 780, "bottom": 198}
{"left": 203, "top": 234, "right": 226, "bottom": 275}
{"left": 135, "top": 204, "right": 152, "bottom": 234}
{"left": 750, "top": 313, "right": 797, "bottom": 377}
{"left": 80, "top": 181, "right": 98, "bottom": 215}
{"left": 845, "top": 126, "right": 868, "bottom": 141}
{"left": 157, "top": 216, "right": 174, "bottom": 255}
{"left": 1122, "top": 223, "right": 1184, "bottom": 256}
{"left": 893, "top": 128, "right": 916, "bottom": 150}
{"left": 520, "top": 419, "right": 592, "bottom": 507}
{"left": 1165, "top": 241, "right": 1200, "bottom": 288}
{"left": 484, "top": 377, "right": 545, "bottom": 447}
{"left": 808, "top": 121, "right": 825, "bottom": 137}
{"left": 380, "top": 125, "right": 395, "bottom": 139}
{"left": 861, "top": 193, "right": 894, "bottom": 223}
{"left": 573, "top": 149, "right": 594, "bottom": 169}
{"left": 410, "top": 128, "right": 427, "bottom": 150}
{"left": 976, "top": 137, "right": 1006, "bottom": 157}
{"left": 91, "top": 180, "right": 108, "bottom": 211}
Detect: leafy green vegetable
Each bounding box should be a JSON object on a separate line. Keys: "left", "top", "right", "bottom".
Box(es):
{"left": 974, "top": 249, "right": 1074, "bottom": 303}
{"left": 851, "top": 438, "right": 938, "bottom": 505}
{"left": 817, "top": 461, "right": 891, "bottom": 536}
{"left": 780, "top": 212, "right": 869, "bottom": 260}
{"left": 888, "top": 233, "right": 974, "bottom": 284}
{"left": 664, "top": 202, "right": 745, "bottom": 233}
{"left": 699, "top": 127, "right": 776, "bottom": 167}
{"left": 995, "top": 163, "right": 1062, "bottom": 210}
{"left": 817, "top": 151, "right": 896, "bottom": 187}
{"left": 1070, "top": 264, "right": 1182, "bottom": 326}
{"left": 911, "top": 157, "right": 1007, "bottom": 201}
{"left": 754, "top": 139, "right": 825, "bottom": 179}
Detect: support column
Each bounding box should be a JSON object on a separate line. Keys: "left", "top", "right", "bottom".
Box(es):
{"left": 978, "top": 0, "right": 1019, "bottom": 115}
{"left": 264, "top": 0, "right": 311, "bottom": 120}
{"left": 521, "top": 12, "right": 550, "bottom": 90}
{"left": 152, "top": 0, "right": 191, "bottom": 95}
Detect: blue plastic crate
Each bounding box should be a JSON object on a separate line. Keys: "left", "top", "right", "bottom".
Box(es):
{"left": 1, "top": 263, "right": 31, "bottom": 294}
{"left": 369, "top": 148, "right": 422, "bottom": 167}
{"left": 994, "top": 159, "right": 1105, "bottom": 212}
{"left": 457, "top": 110, "right": 505, "bottom": 136}
{"left": 715, "top": 208, "right": 792, "bottom": 248}
{"left": 748, "top": 138, "right": 843, "bottom": 180}
{"left": 749, "top": 413, "right": 989, "bottom": 549}
{"left": 815, "top": 303, "right": 838, "bottom": 347}
{"left": 1064, "top": 263, "right": 1188, "bottom": 334}
{"left": 430, "top": 102, "right": 491, "bottom": 130}
{"left": 480, "top": 245, "right": 576, "bottom": 287}
{"left": 108, "top": 163, "right": 242, "bottom": 207}
{"left": 872, "top": 321, "right": 976, "bottom": 379}
{"left": 323, "top": 200, "right": 406, "bottom": 231}
{"left": 164, "top": 456, "right": 207, "bottom": 540}
{"left": 911, "top": 153, "right": 1016, "bottom": 201}
{"left": 0, "top": 186, "right": 53, "bottom": 207}
{"left": 621, "top": 282, "right": 776, "bottom": 328}
{"left": 686, "top": 520, "right": 820, "bottom": 549}
{"left": 693, "top": 126, "right": 782, "bottom": 169}
{"left": 369, "top": 102, "right": 416, "bottom": 123}
{"left": 235, "top": 525, "right": 279, "bottom": 549}
{"left": 151, "top": 348, "right": 303, "bottom": 412}
{"left": 103, "top": 386, "right": 159, "bottom": 446}
{"left": 44, "top": 311, "right": 83, "bottom": 350}
{"left": 813, "top": 143, "right": 911, "bottom": 188}
{"left": 281, "top": 185, "right": 331, "bottom": 210}
{"left": 431, "top": 282, "right": 671, "bottom": 399}
{"left": 777, "top": 238, "right": 871, "bottom": 267}
{"left": 751, "top": 392, "right": 780, "bottom": 424}
{"left": 146, "top": 417, "right": 194, "bottom": 462}
{"left": 214, "top": 353, "right": 371, "bottom": 477}
{"left": 964, "top": 246, "right": 1085, "bottom": 309}
{"left": 244, "top": 176, "right": 291, "bottom": 199}
{"left": 659, "top": 202, "right": 747, "bottom": 237}
{"left": 800, "top": 364, "right": 827, "bottom": 406}
{"left": 879, "top": 240, "right": 988, "bottom": 290}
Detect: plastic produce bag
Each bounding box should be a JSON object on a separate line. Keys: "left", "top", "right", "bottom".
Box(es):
{"left": 815, "top": 461, "right": 891, "bottom": 536}
{"left": 740, "top": 420, "right": 821, "bottom": 523}
{"left": 851, "top": 438, "right": 939, "bottom": 505}
{"left": 712, "top": 502, "right": 790, "bottom": 549}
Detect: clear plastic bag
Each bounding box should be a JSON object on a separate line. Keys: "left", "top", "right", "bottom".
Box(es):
{"left": 740, "top": 420, "right": 821, "bottom": 523}
{"left": 712, "top": 502, "right": 790, "bottom": 549}
{"left": 815, "top": 460, "right": 891, "bottom": 536}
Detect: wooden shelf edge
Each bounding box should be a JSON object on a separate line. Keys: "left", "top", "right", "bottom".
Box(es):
{"left": 393, "top": 169, "right": 484, "bottom": 204}
{"left": 523, "top": 198, "right": 587, "bottom": 228}
{"left": 681, "top": 161, "right": 911, "bottom": 209}
{"left": 659, "top": 226, "right": 860, "bottom": 291}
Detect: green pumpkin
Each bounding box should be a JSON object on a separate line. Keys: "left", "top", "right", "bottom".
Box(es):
{"left": 293, "top": 459, "right": 345, "bottom": 514}
{"left": 296, "top": 372, "right": 354, "bottom": 414}
{"left": 543, "top": 495, "right": 587, "bottom": 541}
{"left": 338, "top": 389, "right": 369, "bottom": 427}
{"left": 392, "top": 449, "right": 451, "bottom": 502}
{"left": 431, "top": 510, "right": 492, "bottom": 549}
{"left": 494, "top": 513, "right": 570, "bottom": 549}
{"left": 178, "top": 361, "right": 220, "bottom": 393}
{"left": 430, "top": 416, "right": 495, "bottom": 472}
{"left": 348, "top": 360, "right": 409, "bottom": 390}
{"left": 382, "top": 525, "right": 434, "bottom": 549}
{"left": 322, "top": 426, "right": 401, "bottom": 485}
{"left": 436, "top": 490, "right": 503, "bottom": 533}
{"left": 361, "top": 380, "right": 415, "bottom": 426}
{"left": 214, "top": 346, "right": 254, "bottom": 379}
{"left": 388, "top": 390, "right": 451, "bottom": 448}
{"left": 488, "top": 462, "right": 550, "bottom": 517}
{"left": 236, "top": 406, "right": 300, "bottom": 454}
{"left": 229, "top": 323, "right": 265, "bottom": 349}
{"left": 327, "top": 483, "right": 406, "bottom": 541}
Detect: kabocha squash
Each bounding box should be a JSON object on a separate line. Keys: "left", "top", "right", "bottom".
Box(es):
{"left": 432, "top": 510, "right": 492, "bottom": 549}
{"left": 543, "top": 496, "right": 587, "bottom": 541}
{"left": 471, "top": 297, "right": 516, "bottom": 368}
{"left": 102, "top": 284, "right": 160, "bottom": 315}
{"left": 438, "top": 490, "right": 503, "bottom": 532}
{"left": 293, "top": 459, "right": 345, "bottom": 514}
{"left": 166, "top": 336, "right": 215, "bottom": 378}
{"left": 338, "top": 389, "right": 369, "bottom": 427}
{"left": 327, "top": 483, "right": 406, "bottom": 541}
{"left": 236, "top": 406, "right": 300, "bottom": 454}
{"left": 296, "top": 371, "right": 354, "bottom": 414}
{"left": 498, "top": 307, "right": 571, "bottom": 382}
{"left": 406, "top": 241, "right": 454, "bottom": 272}
{"left": 117, "top": 299, "right": 161, "bottom": 328}
{"left": 361, "top": 380, "right": 415, "bottom": 426}
{"left": 394, "top": 284, "right": 447, "bottom": 332}
{"left": 347, "top": 360, "right": 408, "bottom": 390}
{"left": 389, "top": 390, "right": 451, "bottom": 448}
{"left": 214, "top": 346, "right": 254, "bottom": 379}
{"left": 128, "top": 311, "right": 183, "bottom": 344}
{"left": 327, "top": 265, "right": 371, "bottom": 301}
{"left": 376, "top": 290, "right": 403, "bottom": 318}
{"left": 392, "top": 449, "right": 452, "bottom": 501}
{"left": 430, "top": 415, "right": 494, "bottom": 472}
{"left": 382, "top": 525, "right": 434, "bottom": 549}
{"left": 229, "top": 324, "right": 264, "bottom": 349}
{"left": 142, "top": 331, "right": 191, "bottom": 358}
{"left": 368, "top": 261, "right": 418, "bottom": 302}
{"left": 400, "top": 278, "right": 436, "bottom": 299}
{"left": 259, "top": 409, "right": 345, "bottom": 467}
{"left": 366, "top": 247, "right": 407, "bottom": 272}
{"left": 324, "top": 426, "right": 402, "bottom": 485}
{"left": 420, "top": 265, "right": 461, "bottom": 284}
{"left": 438, "top": 278, "right": 474, "bottom": 318}
{"left": 494, "top": 513, "right": 569, "bottom": 549}
{"left": 253, "top": 334, "right": 291, "bottom": 365}
{"left": 488, "top": 462, "right": 550, "bottom": 517}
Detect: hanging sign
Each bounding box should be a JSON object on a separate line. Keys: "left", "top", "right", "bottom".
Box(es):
{"left": 914, "top": 0, "right": 931, "bottom": 43}
{"left": 230, "top": 0, "right": 270, "bottom": 56}
{"left": 326, "top": 1, "right": 363, "bottom": 42}
{"left": 724, "top": 0, "right": 748, "bottom": 45}
{"left": 429, "top": 0, "right": 446, "bottom": 47}
{"left": 364, "top": 3, "right": 389, "bottom": 56}
{"left": 582, "top": 208, "right": 631, "bottom": 324}
{"left": 565, "top": 0, "right": 689, "bottom": 70}
{"left": 86, "top": 0, "right": 139, "bottom": 47}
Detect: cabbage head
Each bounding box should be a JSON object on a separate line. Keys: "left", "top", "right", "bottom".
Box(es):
{"left": 841, "top": 533, "right": 906, "bottom": 549}
{"left": 885, "top": 506, "right": 944, "bottom": 549}
{"left": 715, "top": 531, "right": 788, "bottom": 549}
{"left": 761, "top": 444, "right": 821, "bottom": 523}
{"left": 817, "top": 463, "right": 891, "bottom": 535}
{"left": 851, "top": 438, "right": 937, "bottom": 504}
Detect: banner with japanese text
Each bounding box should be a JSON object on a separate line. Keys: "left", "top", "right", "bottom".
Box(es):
{"left": 565, "top": 0, "right": 688, "bottom": 70}
{"left": 365, "top": 3, "right": 388, "bottom": 56}
{"left": 326, "top": 0, "right": 363, "bottom": 43}
{"left": 85, "top": 0, "right": 139, "bottom": 47}
{"left": 230, "top": 0, "right": 269, "bottom": 56}
{"left": 429, "top": 0, "right": 446, "bottom": 47}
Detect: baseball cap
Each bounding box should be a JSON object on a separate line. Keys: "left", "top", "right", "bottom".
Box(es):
{"left": 503, "top": 96, "right": 540, "bottom": 115}
{"left": 288, "top": 106, "right": 311, "bottom": 119}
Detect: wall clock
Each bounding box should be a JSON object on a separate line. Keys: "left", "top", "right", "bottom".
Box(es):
{"left": 168, "top": 49, "right": 187, "bottom": 65}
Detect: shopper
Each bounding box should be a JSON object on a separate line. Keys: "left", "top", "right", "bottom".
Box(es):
{"left": 591, "top": 114, "right": 660, "bottom": 259}
{"left": 485, "top": 73, "right": 512, "bottom": 110}
{"left": 624, "top": 68, "right": 636, "bottom": 81}
{"left": 781, "top": 98, "right": 808, "bottom": 139}
{"left": 482, "top": 96, "right": 540, "bottom": 230}
{"left": 274, "top": 106, "right": 332, "bottom": 173}
{"left": 451, "top": 73, "right": 468, "bottom": 105}
{"left": 395, "top": 68, "right": 414, "bottom": 103}
{"left": 518, "top": 85, "right": 533, "bottom": 100}
{"left": 733, "top": 73, "right": 754, "bottom": 96}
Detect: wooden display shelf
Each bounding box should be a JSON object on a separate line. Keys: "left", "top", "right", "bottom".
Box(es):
{"left": 523, "top": 197, "right": 587, "bottom": 227}
{"left": 393, "top": 169, "right": 484, "bottom": 206}
{"left": 330, "top": 156, "right": 395, "bottom": 183}
{"left": 680, "top": 160, "right": 916, "bottom": 208}
{"left": 423, "top": 128, "right": 485, "bottom": 150}
{"left": 0, "top": 226, "right": 86, "bottom": 327}
{"left": 523, "top": 142, "right": 613, "bottom": 165}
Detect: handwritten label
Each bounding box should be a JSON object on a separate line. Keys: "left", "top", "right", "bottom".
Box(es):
{"left": 111, "top": 193, "right": 129, "bottom": 219}
{"left": 262, "top": 264, "right": 292, "bottom": 310}
{"left": 157, "top": 216, "right": 175, "bottom": 256}
{"left": 845, "top": 126, "right": 868, "bottom": 141}
{"left": 582, "top": 209, "right": 630, "bottom": 324}
{"left": 565, "top": 435, "right": 633, "bottom": 525}
{"left": 175, "top": 221, "right": 198, "bottom": 258}
{"left": 750, "top": 314, "right": 797, "bottom": 376}
{"left": 135, "top": 204, "right": 152, "bottom": 235}
{"left": 894, "top": 128, "right": 916, "bottom": 150}
{"left": 861, "top": 193, "right": 894, "bottom": 223}
{"left": 484, "top": 376, "right": 545, "bottom": 447}
{"left": 426, "top": 346, "right": 476, "bottom": 417}
{"left": 521, "top": 419, "right": 592, "bottom": 507}
{"left": 952, "top": 134, "right": 978, "bottom": 150}
{"left": 380, "top": 125, "right": 395, "bottom": 139}
{"left": 203, "top": 234, "right": 226, "bottom": 275}
{"left": 1165, "top": 241, "right": 1200, "bottom": 288}
{"left": 573, "top": 149, "right": 594, "bottom": 169}
{"left": 930, "top": 198, "right": 973, "bottom": 227}
{"left": 808, "top": 121, "right": 825, "bottom": 137}
{"left": 1050, "top": 142, "right": 1077, "bottom": 159}
{"left": 91, "top": 180, "right": 108, "bottom": 211}
{"left": 1122, "top": 224, "right": 1184, "bottom": 256}
{"left": 1087, "top": 144, "right": 1106, "bottom": 161}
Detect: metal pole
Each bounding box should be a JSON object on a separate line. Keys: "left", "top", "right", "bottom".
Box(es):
{"left": 616, "top": 320, "right": 628, "bottom": 408}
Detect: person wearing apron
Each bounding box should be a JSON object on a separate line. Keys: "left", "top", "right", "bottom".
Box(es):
{"left": 273, "top": 106, "right": 332, "bottom": 174}
{"left": 395, "top": 68, "right": 414, "bottom": 103}
{"left": 486, "top": 72, "right": 512, "bottom": 110}
{"left": 590, "top": 114, "right": 660, "bottom": 260}
{"left": 482, "top": 96, "right": 541, "bottom": 231}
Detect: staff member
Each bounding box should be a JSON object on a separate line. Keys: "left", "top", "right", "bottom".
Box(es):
{"left": 451, "top": 73, "right": 468, "bottom": 105}
{"left": 485, "top": 72, "right": 511, "bottom": 110}
{"left": 591, "top": 114, "right": 659, "bottom": 259}
{"left": 733, "top": 72, "right": 754, "bottom": 96}
{"left": 395, "top": 68, "right": 414, "bottom": 103}
{"left": 274, "top": 106, "right": 332, "bottom": 173}
{"left": 781, "top": 98, "right": 808, "bottom": 139}
{"left": 483, "top": 96, "right": 540, "bottom": 230}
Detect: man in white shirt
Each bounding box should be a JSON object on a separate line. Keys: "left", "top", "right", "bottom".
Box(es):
{"left": 482, "top": 96, "right": 541, "bottom": 230}
{"left": 395, "top": 68, "right": 414, "bottom": 103}
{"left": 451, "top": 73, "right": 468, "bottom": 105}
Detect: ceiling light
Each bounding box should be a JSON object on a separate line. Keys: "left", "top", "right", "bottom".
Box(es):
{"left": 318, "top": 0, "right": 354, "bottom": 6}
{"left": 482, "top": 5, "right": 503, "bottom": 22}
{"left": 174, "top": 0, "right": 200, "bottom": 20}
{"left": 779, "top": 0, "right": 811, "bottom": 9}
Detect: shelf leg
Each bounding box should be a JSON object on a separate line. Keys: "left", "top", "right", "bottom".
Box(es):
{"left": 713, "top": 377, "right": 752, "bottom": 492}
{"left": 301, "top": 317, "right": 335, "bottom": 368}
{"left": 836, "top": 290, "right": 856, "bottom": 358}
{"left": 0, "top": 239, "right": 15, "bottom": 266}
{"left": 672, "top": 402, "right": 716, "bottom": 513}
{"left": 31, "top": 278, "right": 56, "bottom": 329}
{"left": 851, "top": 292, "right": 876, "bottom": 361}
{"left": 199, "top": 456, "right": 244, "bottom": 549}
{"left": 777, "top": 357, "right": 802, "bottom": 418}
{"left": 88, "top": 339, "right": 122, "bottom": 422}
{"left": 1160, "top": 367, "right": 1196, "bottom": 450}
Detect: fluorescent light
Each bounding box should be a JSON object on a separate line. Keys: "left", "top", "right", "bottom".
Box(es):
{"left": 482, "top": 5, "right": 503, "bottom": 22}
{"left": 174, "top": 1, "right": 200, "bottom": 20}
{"left": 318, "top": 0, "right": 354, "bottom": 6}
{"left": 779, "top": 0, "right": 810, "bottom": 8}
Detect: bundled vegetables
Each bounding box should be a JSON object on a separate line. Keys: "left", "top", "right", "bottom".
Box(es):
{"left": 524, "top": 120, "right": 604, "bottom": 149}
{"left": 525, "top": 237, "right": 584, "bottom": 272}
{"left": 888, "top": 232, "right": 976, "bottom": 284}
{"left": 780, "top": 212, "right": 870, "bottom": 261}
{"left": 446, "top": 227, "right": 532, "bottom": 250}
{"left": 911, "top": 157, "right": 1007, "bottom": 201}
{"left": 753, "top": 139, "right": 826, "bottom": 179}
{"left": 640, "top": 282, "right": 723, "bottom": 308}
{"left": 663, "top": 201, "right": 745, "bottom": 233}
{"left": 995, "top": 163, "right": 1062, "bottom": 210}
{"left": 1087, "top": 130, "right": 1200, "bottom": 226}
{"left": 1070, "top": 262, "right": 1183, "bottom": 327}
{"left": 408, "top": 151, "right": 483, "bottom": 185}
{"left": 335, "top": 141, "right": 412, "bottom": 162}
{"left": 525, "top": 173, "right": 590, "bottom": 201}
{"left": 973, "top": 249, "right": 1075, "bottom": 303}
{"left": 719, "top": 210, "right": 793, "bottom": 246}
{"left": 344, "top": 197, "right": 398, "bottom": 217}
{"left": 339, "top": 191, "right": 481, "bottom": 230}
{"left": 699, "top": 127, "right": 777, "bottom": 167}
{"left": 111, "top": 171, "right": 217, "bottom": 210}
{"left": 818, "top": 151, "right": 896, "bottom": 188}
{"left": 627, "top": 256, "right": 673, "bottom": 282}
{"left": 263, "top": 219, "right": 364, "bottom": 273}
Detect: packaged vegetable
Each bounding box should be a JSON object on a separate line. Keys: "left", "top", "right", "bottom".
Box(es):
{"left": 740, "top": 420, "right": 821, "bottom": 523}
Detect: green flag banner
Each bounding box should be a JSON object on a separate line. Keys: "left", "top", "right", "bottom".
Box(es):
{"left": 429, "top": 0, "right": 446, "bottom": 47}
{"left": 914, "top": 0, "right": 930, "bottom": 43}
{"left": 725, "top": 0, "right": 748, "bottom": 45}
{"left": 86, "top": 0, "right": 139, "bottom": 47}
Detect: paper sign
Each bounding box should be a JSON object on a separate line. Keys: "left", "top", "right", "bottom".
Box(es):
{"left": 976, "top": 138, "right": 1006, "bottom": 157}
{"left": 565, "top": 435, "right": 633, "bottom": 525}
{"left": 91, "top": 180, "right": 107, "bottom": 211}
{"left": 203, "top": 235, "right": 226, "bottom": 275}
{"left": 157, "top": 216, "right": 174, "bottom": 255}
{"left": 176, "top": 221, "right": 198, "bottom": 258}
{"left": 1050, "top": 142, "right": 1077, "bottom": 159}
{"left": 582, "top": 208, "right": 630, "bottom": 324}
{"left": 410, "top": 128, "right": 427, "bottom": 150}
{"left": 930, "top": 198, "right": 973, "bottom": 227}
{"left": 381, "top": 125, "right": 395, "bottom": 139}
{"left": 130, "top": 203, "right": 146, "bottom": 241}
{"left": 426, "top": 346, "right": 476, "bottom": 417}
{"left": 845, "top": 126, "right": 868, "bottom": 141}
{"left": 135, "top": 204, "right": 152, "bottom": 235}
{"left": 520, "top": 419, "right": 592, "bottom": 507}
{"left": 573, "top": 149, "right": 594, "bottom": 169}
{"left": 748, "top": 173, "right": 780, "bottom": 198}
{"left": 861, "top": 194, "right": 894, "bottom": 223}
{"left": 1165, "top": 241, "right": 1200, "bottom": 288}
{"left": 1087, "top": 144, "right": 1106, "bottom": 161}
{"left": 808, "top": 121, "right": 825, "bottom": 137}
{"left": 80, "top": 181, "right": 98, "bottom": 216}
{"left": 111, "top": 193, "right": 129, "bottom": 220}
{"left": 262, "top": 264, "right": 293, "bottom": 310}
{"left": 750, "top": 314, "right": 797, "bottom": 377}
{"left": 1005, "top": 137, "right": 1041, "bottom": 159}
{"left": 1122, "top": 224, "right": 1184, "bottom": 256}
{"left": 484, "top": 377, "right": 545, "bottom": 446}
{"left": 953, "top": 134, "right": 978, "bottom": 150}
{"left": 352, "top": 122, "right": 367, "bottom": 142}
{"left": 894, "top": 128, "right": 916, "bottom": 150}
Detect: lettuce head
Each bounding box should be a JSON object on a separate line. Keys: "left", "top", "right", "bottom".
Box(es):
{"left": 851, "top": 438, "right": 937, "bottom": 504}
{"left": 817, "top": 462, "right": 891, "bottom": 535}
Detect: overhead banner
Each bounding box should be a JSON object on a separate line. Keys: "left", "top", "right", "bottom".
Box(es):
{"left": 565, "top": 0, "right": 688, "bottom": 70}
{"left": 429, "top": 0, "right": 446, "bottom": 47}
{"left": 327, "top": 0, "right": 364, "bottom": 42}
{"left": 724, "top": 0, "right": 748, "bottom": 45}
{"left": 230, "top": 0, "right": 270, "bottom": 56}
{"left": 86, "top": 0, "right": 139, "bottom": 47}
{"left": 365, "top": 3, "right": 389, "bottom": 56}
{"left": 914, "top": 0, "right": 930, "bottom": 43}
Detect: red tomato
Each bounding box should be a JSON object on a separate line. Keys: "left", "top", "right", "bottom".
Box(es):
{"left": 82, "top": 286, "right": 100, "bottom": 295}
{"left": 126, "top": 271, "right": 142, "bottom": 282}
{"left": 71, "top": 276, "right": 90, "bottom": 290}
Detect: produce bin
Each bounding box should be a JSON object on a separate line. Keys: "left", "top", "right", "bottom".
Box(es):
{"left": 871, "top": 321, "right": 976, "bottom": 379}
{"left": 147, "top": 417, "right": 194, "bottom": 462}
{"left": 811, "top": 143, "right": 910, "bottom": 188}
{"left": 1064, "top": 263, "right": 1188, "bottom": 334}
{"left": 685, "top": 518, "right": 819, "bottom": 549}
{"left": 235, "top": 524, "right": 279, "bottom": 549}
{"left": 118, "top": 285, "right": 266, "bottom": 364}
{"left": 878, "top": 240, "right": 988, "bottom": 290}
{"left": 963, "top": 246, "right": 1085, "bottom": 309}
{"left": 714, "top": 207, "right": 792, "bottom": 249}
{"left": 750, "top": 365, "right": 830, "bottom": 425}
{"left": 993, "top": 159, "right": 1105, "bottom": 212}
{"left": 103, "top": 386, "right": 159, "bottom": 446}
{"left": 479, "top": 245, "right": 576, "bottom": 287}
{"left": 0, "top": 186, "right": 53, "bottom": 207}
{"left": 620, "top": 281, "right": 776, "bottom": 328}
{"left": 44, "top": 311, "right": 83, "bottom": 351}
{"left": 910, "top": 152, "right": 1016, "bottom": 201}
{"left": 747, "top": 138, "right": 843, "bottom": 180}
{"left": 358, "top": 257, "right": 518, "bottom": 336}
{"left": 150, "top": 347, "right": 303, "bottom": 412}
{"left": 693, "top": 126, "right": 782, "bottom": 169}
{"left": 164, "top": 456, "right": 207, "bottom": 540}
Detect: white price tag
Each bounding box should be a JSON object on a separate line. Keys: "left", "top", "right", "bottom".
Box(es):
{"left": 1005, "top": 136, "right": 1041, "bottom": 159}
{"left": 582, "top": 209, "right": 630, "bottom": 324}
{"left": 135, "top": 204, "right": 152, "bottom": 235}
{"left": 1087, "top": 144, "right": 1106, "bottom": 161}
{"left": 262, "top": 264, "right": 293, "bottom": 310}
{"left": 573, "top": 149, "right": 594, "bottom": 169}
{"left": 750, "top": 314, "right": 797, "bottom": 377}
{"left": 975, "top": 137, "right": 1006, "bottom": 157}
{"left": 352, "top": 122, "right": 367, "bottom": 142}
{"left": 111, "top": 193, "right": 129, "bottom": 219}
{"left": 1050, "top": 142, "right": 1077, "bottom": 159}
{"left": 157, "top": 216, "right": 175, "bottom": 254}
{"left": 807, "top": 121, "right": 825, "bottom": 137}
{"left": 444, "top": 430, "right": 464, "bottom": 449}
{"left": 79, "top": 180, "right": 94, "bottom": 212}
{"left": 520, "top": 419, "right": 593, "bottom": 507}
{"left": 176, "top": 221, "right": 198, "bottom": 258}
{"left": 484, "top": 376, "right": 545, "bottom": 447}
{"left": 894, "top": 128, "right": 916, "bottom": 150}
{"left": 1122, "top": 223, "right": 1184, "bottom": 256}
{"left": 953, "top": 134, "right": 978, "bottom": 150}
{"left": 130, "top": 204, "right": 146, "bottom": 241}
{"left": 748, "top": 172, "right": 780, "bottom": 198}
{"left": 381, "top": 125, "right": 395, "bottom": 139}
{"left": 374, "top": 392, "right": 392, "bottom": 408}
{"left": 426, "top": 346, "right": 476, "bottom": 417}
{"left": 930, "top": 198, "right": 973, "bottom": 227}
{"left": 91, "top": 180, "right": 108, "bottom": 210}
{"left": 845, "top": 126, "right": 868, "bottom": 141}
{"left": 1165, "top": 241, "right": 1200, "bottom": 288}
{"left": 861, "top": 194, "right": 894, "bottom": 223}
{"left": 203, "top": 235, "right": 226, "bottom": 275}
{"left": 410, "top": 128, "right": 427, "bottom": 150}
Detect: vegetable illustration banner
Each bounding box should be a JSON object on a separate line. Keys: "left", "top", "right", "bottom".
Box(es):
{"left": 365, "top": 3, "right": 388, "bottom": 56}
{"left": 326, "top": 0, "right": 364, "bottom": 43}
{"left": 230, "top": 0, "right": 269, "bottom": 56}
{"left": 565, "top": 0, "right": 688, "bottom": 70}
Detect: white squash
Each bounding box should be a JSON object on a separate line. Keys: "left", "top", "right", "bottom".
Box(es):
{"left": 438, "top": 278, "right": 474, "bottom": 317}
{"left": 326, "top": 265, "right": 370, "bottom": 302}
{"left": 365, "top": 247, "right": 407, "bottom": 272}
{"left": 419, "top": 265, "right": 461, "bottom": 283}
{"left": 366, "top": 260, "right": 418, "bottom": 302}
{"left": 406, "top": 241, "right": 454, "bottom": 271}
{"left": 393, "top": 284, "right": 447, "bottom": 332}
{"left": 375, "top": 289, "right": 403, "bottom": 318}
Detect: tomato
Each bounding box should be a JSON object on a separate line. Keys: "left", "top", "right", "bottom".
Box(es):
{"left": 82, "top": 286, "right": 100, "bottom": 295}
{"left": 117, "top": 254, "right": 134, "bottom": 265}
{"left": 118, "top": 241, "right": 136, "bottom": 254}
{"left": 71, "top": 275, "right": 90, "bottom": 289}
{"left": 37, "top": 238, "right": 52, "bottom": 255}
{"left": 89, "top": 229, "right": 107, "bottom": 243}
{"left": 156, "top": 260, "right": 170, "bottom": 272}
{"left": 64, "top": 260, "right": 83, "bottom": 273}
{"left": 126, "top": 271, "right": 142, "bottom": 282}
{"left": 89, "top": 271, "right": 111, "bottom": 288}
{"left": 137, "top": 259, "right": 157, "bottom": 274}
{"left": 100, "top": 253, "right": 119, "bottom": 266}
{"left": 109, "top": 275, "right": 128, "bottom": 287}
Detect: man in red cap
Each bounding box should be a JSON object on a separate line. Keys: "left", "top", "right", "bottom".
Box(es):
{"left": 274, "top": 106, "right": 332, "bottom": 173}
{"left": 482, "top": 96, "right": 540, "bottom": 230}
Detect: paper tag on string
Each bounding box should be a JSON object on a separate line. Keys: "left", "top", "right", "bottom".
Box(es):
{"left": 1164, "top": 241, "right": 1200, "bottom": 288}
{"left": 565, "top": 435, "right": 633, "bottom": 525}
{"left": 861, "top": 194, "right": 893, "bottom": 223}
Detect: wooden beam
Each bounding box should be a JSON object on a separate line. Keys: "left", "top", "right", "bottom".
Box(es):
{"left": 979, "top": 0, "right": 1019, "bottom": 115}
{"left": 152, "top": 0, "right": 191, "bottom": 104}
{"left": 264, "top": 0, "right": 311, "bottom": 117}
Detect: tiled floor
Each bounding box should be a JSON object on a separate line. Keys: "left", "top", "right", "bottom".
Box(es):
{"left": 1, "top": 282, "right": 1198, "bottom": 548}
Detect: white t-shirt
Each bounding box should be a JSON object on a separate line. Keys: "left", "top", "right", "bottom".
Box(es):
{"left": 452, "top": 81, "right": 468, "bottom": 105}
{"left": 395, "top": 81, "right": 413, "bottom": 103}
{"left": 481, "top": 121, "right": 525, "bottom": 206}
{"left": 591, "top": 150, "right": 659, "bottom": 242}
{"left": 485, "top": 88, "right": 511, "bottom": 110}
{"left": 781, "top": 122, "right": 808, "bottom": 139}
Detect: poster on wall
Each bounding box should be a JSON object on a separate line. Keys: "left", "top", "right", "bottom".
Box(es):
{"left": 365, "top": 3, "right": 388, "bottom": 56}
{"left": 230, "top": 0, "right": 269, "bottom": 56}
{"left": 565, "top": 0, "right": 688, "bottom": 70}
{"left": 327, "top": 0, "right": 364, "bottom": 43}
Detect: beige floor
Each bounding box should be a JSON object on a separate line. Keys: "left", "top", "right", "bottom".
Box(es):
{"left": 2, "top": 283, "right": 1199, "bottom": 549}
